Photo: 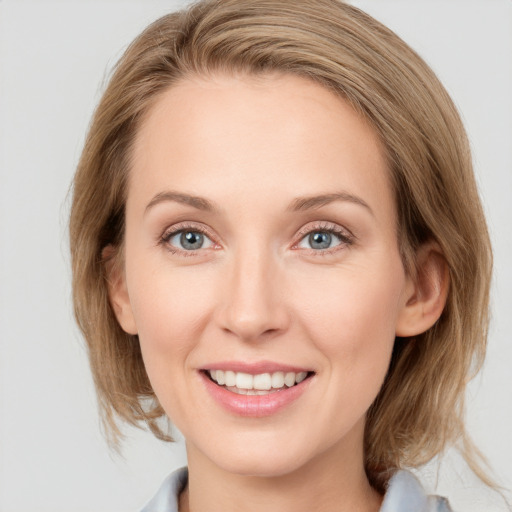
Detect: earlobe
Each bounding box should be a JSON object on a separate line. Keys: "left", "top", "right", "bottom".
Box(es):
{"left": 102, "top": 245, "right": 138, "bottom": 335}
{"left": 395, "top": 243, "right": 449, "bottom": 337}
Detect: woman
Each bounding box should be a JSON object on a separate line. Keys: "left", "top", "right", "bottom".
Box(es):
{"left": 69, "top": 1, "right": 494, "bottom": 510}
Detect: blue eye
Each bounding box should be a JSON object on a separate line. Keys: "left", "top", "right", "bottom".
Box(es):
{"left": 308, "top": 232, "right": 333, "bottom": 250}
{"left": 166, "top": 230, "right": 215, "bottom": 251}
{"left": 297, "top": 227, "right": 351, "bottom": 251}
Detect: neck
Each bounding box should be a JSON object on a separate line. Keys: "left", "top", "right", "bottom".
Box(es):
{"left": 180, "top": 429, "right": 382, "bottom": 512}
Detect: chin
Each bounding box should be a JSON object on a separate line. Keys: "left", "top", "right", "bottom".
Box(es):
{"left": 200, "top": 433, "right": 317, "bottom": 478}
{"left": 216, "top": 453, "right": 307, "bottom": 478}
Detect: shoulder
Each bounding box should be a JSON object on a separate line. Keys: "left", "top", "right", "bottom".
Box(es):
{"left": 140, "top": 467, "right": 188, "bottom": 512}
{"left": 381, "top": 470, "right": 452, "bottom": 512}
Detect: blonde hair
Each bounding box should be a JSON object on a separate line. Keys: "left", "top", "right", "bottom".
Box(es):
{"left": 69, "top": 0, "right": 492, "bottom": 492}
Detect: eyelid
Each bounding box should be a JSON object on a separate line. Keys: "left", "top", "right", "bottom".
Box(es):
{"left": 159, "top": 221, "right": 221, "bottom": 254}
{"left": 158, "top": 220, "right": 354, "bottom": 256}
{"left": 292, "top": 221, "right": 355, "bottom": 252}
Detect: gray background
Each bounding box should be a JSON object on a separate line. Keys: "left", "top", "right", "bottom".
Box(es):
{"left": 0, "top": 1, "right": 511, "bottom": 511}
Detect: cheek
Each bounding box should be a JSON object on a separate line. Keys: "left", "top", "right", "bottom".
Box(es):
{"left": 290, "top": 262, "right": 403, "bottom": 375}
{"left": 287, "top": 263, "right": 404, "bottom": 442}
{"left": 126, "top": 265, "right": 220, "bottom": 423}
{"left": 126, "top": 263, "right": 217, "bottom": 371}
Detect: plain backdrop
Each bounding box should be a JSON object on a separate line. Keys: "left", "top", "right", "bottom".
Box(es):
{"left": 0, "top": 1, "right": 511, "bottom": 511}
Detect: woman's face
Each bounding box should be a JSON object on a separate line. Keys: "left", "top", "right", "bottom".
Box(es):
{"left": 114, "top": 73, "right": 416, "bottom": 477}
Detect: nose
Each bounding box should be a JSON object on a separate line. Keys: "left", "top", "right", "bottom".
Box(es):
{"left": 215, "top": 247, "right": 290, "bottom": 342}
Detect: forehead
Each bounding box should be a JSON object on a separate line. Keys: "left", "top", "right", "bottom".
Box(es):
{"left": 129, "top": 72, "right": 393, "bottom": 221}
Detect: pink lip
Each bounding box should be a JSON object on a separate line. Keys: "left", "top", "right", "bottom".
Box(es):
{"left": 199, "top": 369, "right": 313, "bottom": 417}
{"left": 202, "top": 360, "right": 312, "bottom": 374}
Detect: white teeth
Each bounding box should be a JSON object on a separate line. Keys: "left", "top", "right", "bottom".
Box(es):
{"left": 253, "top": 373, "right": 272, "bottom": 390}
{"left": 284, "top": 372, "right": 296, "bottom": 387}
{"left": 208, "top": 369, "right": 310, "bottom": 390}
{"left": 296, "top": 371, "right": 307, "bottom": 383}
{"left": 225, "top": 386, "right": 275, "bottom": 395}
{"left": 235, "top": 372, "right": 253, "bottom": 389}
{"left": 216, "top": 370, "right": 225, "bottom": 385}
{"left": 224, "top": 370, "right": 236, "bottom": 387}
{"left": 271, "top": 371, "right": 285, "bottom": 388}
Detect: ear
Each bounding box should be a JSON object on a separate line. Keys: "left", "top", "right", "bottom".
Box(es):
{"left": 102, "top": 245, "right": 138, "bottom": 335}
{"left": 395, "top": 243, "right": 449, "bottom": 337}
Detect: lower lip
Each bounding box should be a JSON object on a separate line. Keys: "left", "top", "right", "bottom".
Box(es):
{"left": 200, "top": 372, "right": 312, "bottom": 417}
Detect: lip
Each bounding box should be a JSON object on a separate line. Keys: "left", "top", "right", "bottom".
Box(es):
{"left": 199, "top": 367, "right": 314, "bottom": 417}
{"left": 201, "top": 360, "right": 312, "bottom": 375}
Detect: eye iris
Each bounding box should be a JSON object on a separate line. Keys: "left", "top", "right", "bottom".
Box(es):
{"left": 180, "top": 231, "right": 204, "bottom": 250}
{"left": 309, "top": 232, "right": 331, "bottom": 249}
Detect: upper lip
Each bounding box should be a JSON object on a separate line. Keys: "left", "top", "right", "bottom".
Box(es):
{"left": 200, "top": 360, "right": 314, "bottom": 375}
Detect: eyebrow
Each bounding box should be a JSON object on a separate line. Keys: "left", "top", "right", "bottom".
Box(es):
{"left": 145, "top": 190, "right": 373, "bottom": 216}
{"left": 145, "top": 191, "right": 219, "bottom": 214}
{"left": 287, "top": 192, "right": 373, "bottom": 215}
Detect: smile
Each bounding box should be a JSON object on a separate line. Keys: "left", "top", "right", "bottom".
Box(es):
{"left": 207, "top": 370, "right": 309, "bottom": 395}
{"left": 200, "top": 366, "right": 314, "bottom": 417}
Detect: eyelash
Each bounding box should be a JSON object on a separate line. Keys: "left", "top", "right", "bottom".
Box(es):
{"left": 293, "top": 222, "right": 354, "bottom": 255}
{"left": 159, "top": 222, "right": 219, "bottom": 256}
{"left": 158, "top": 221, "right": 354, "bottom": 256}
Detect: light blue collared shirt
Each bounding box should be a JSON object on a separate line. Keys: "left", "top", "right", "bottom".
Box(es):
{"left": 140, "top": 467, "right": 452, "bottom": 512}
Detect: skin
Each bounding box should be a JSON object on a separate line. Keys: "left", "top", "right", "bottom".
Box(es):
{"left": 108, "top": 73, "right": 447, "bottom": 512}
